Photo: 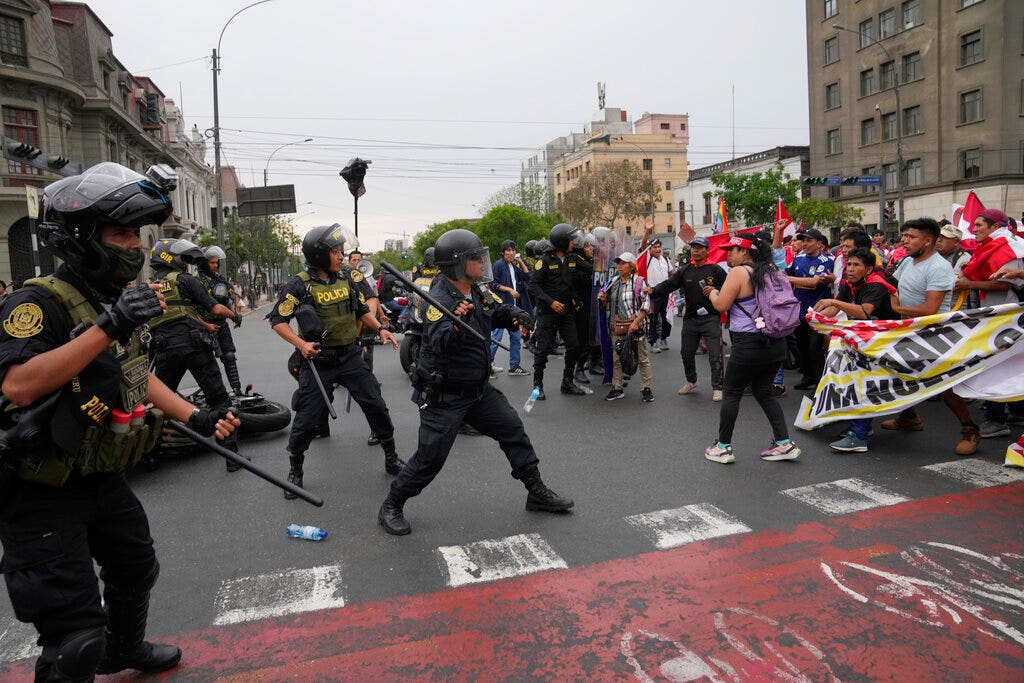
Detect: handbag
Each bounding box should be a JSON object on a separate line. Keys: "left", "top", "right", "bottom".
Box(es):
{"left": 613, "top": 316, "right": 635, "bottom": 336}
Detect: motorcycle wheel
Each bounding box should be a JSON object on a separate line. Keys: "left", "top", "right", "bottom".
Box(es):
{"left": 238, "top": 399, "right": 292, "bottom": 435}
{"left": 399, "top": 335, "right": 420, "bottom": 378}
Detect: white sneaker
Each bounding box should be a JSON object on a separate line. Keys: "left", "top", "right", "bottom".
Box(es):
{"left": 678, "top": 382, "right": 697, "bottom": 395}
{"left": 712, "top": 390, "right": 723, "bottom": 402}
{"left": 705, "top": 443, "right": 735, "bottom": 464}
{"left": 659, "top": 339, "right": 669, "bottom": 351}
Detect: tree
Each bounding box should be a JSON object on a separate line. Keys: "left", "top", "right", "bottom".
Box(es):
{"left": 474, "top": 205, "right": 549, "bottom": 258}
{"left": 368, "top": 248, "right": 410, "bottom": 273}
{"left": 409, "top": 219, "right": 476, "bottom": 262}
{"left": 706, "top": 162, "right": 800, "bottom": 227}
{"left": 477, "top": 182, "right": 553, "bottom": 215}
{"left": 558, "top": 160, "right": 660, "bottom": 229}
{"left": 790, "top": 197, "right": 864, "bottom": 230}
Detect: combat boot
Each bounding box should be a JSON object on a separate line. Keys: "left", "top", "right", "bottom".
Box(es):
{"left": 378, "top": 494, "right": 411, "bottom": 535}
{"left": 521, "top": 471, "right": 574, "bottom": 512}
{"left": 380, "top": 437, "right": 406, "bottom": 475}
{"left": 284, "top": 453, "right": 304, "bottom": 500}
{"left": 223, "top": 355, "right": 244, "bottom": 396}
{"left": 95, "top": 592, "right": 181, "bottom": 675}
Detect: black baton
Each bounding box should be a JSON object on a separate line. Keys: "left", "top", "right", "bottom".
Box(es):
{"left": 309, "top": 344, "right": 337, "bottom": 420}
{"left": 379, "top": 261, "right": 509, "bottom": 351}
{"left": 166, "top": 420, "right": 324, "bottom": 507}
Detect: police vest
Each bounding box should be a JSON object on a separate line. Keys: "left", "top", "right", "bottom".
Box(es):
{"left": 297, "top": 271, "right": 359, "bottom": 346}
{"left": 10, "top": 276, "right": 164, "bottom": 485}
{"left": 197, "top": 271, "right": 233, "bottom": 308}
{"left": 147, "top": 271, "right": 199, "bottom": 329}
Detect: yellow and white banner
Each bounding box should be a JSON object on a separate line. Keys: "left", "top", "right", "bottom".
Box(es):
{"left": 795, "top": 303, "right": 1024, "bottom": 431}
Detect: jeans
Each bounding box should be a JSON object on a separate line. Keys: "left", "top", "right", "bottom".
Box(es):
{"left": 849, "top": 418, "right": 872, "bottom": 440}
{"left": 490, "top": 327, "right": 522, "bottom": 369}
{"left": 718, "top": 332, "right": 789, "bottom": 444}
{"left": 984, "top": 400, "right": 1024, "bottom": 423}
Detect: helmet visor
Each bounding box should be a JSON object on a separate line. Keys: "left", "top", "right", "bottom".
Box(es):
{"left": 45, "top": 162, "right": 148, "bottom": 214}
{"left": 463, "top": 247, "right": 493, "bottom": 283}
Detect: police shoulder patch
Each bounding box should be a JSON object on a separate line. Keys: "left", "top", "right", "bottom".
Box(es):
{"left": 350, "top": 269, "right": 364, "bottom": 283}
{"left": 491, "top": 292, "right": 503, "bottom": 304}
{"left": 277, "top": 299, "right": 295, "bottom": 317}
{"left": 534, "top": 260, "right": 543, "bottom": 271}
{"left": 425, "top": 306, "right": 443, "bottom": 322}
{"left": 3, "top": 302, "right": 44, "bottom": 339}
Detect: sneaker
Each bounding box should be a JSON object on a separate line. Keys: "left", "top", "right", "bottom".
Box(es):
{"left": 650, "top": 344, "right": 661, "bottom": 354}
{"left": 881, "top": 415, "right": 924, "bottom": 431}
{"left": 678, "top": 382, "right": 697, "bottom": 395}
{"left": 659, "top": 339, "right": 670, "bottom": 351}
{"left": 705, "top": 443, "right": 735, "bottom": 464}
{"left": 508, "top": 365, "right": 529, "bottom": 377}
{"left": 978, "top": 420, "right": 1011, "bottom": 438}
{"left": 955, "top": 424, "right": 981, "bottom": 456}
{"left": 712, "top": 390, "right": 723, "bottom": 402}
{"left": 604, "top": 388, "right": 625, "bottom": 401}
{"left": 488, "top": 366, "right": 498, "bottom": 378}
{"left": 641, "top": 388, "right": 654, "bottom": 403}
{"left": 834, "top": 427, "right": 875, "bottom": 440}
{"left": 760, "top": 441, "right": 800, "bottom": 461}
{"left": 771, "top": 384, "right": 787, "bottom": 397}
{"left": 830, "top": 434, "right": 868, "bottom": 452}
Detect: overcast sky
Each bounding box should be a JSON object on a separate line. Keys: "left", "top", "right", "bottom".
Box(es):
{"left": 84, "top": 0, "right": 809, "bottom": 250}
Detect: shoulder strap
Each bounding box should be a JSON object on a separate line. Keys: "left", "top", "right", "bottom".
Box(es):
{"left": 733, "top": 265, "right": 758, "bottom": 318}
{"left": 24, "top": 275, "right": 97, "bottom": 330}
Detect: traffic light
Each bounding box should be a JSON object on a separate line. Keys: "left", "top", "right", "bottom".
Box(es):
{"left": 340, "top": 158, "right": 372, "bottom": 198}
{"left": 802, "top": 177, "right": 830, "bottom": 185}
{"left": 883, "top": 202, "right": 896, "bottom": 224}
{"left": 2, "top": 137, "right": 81, "bottom": 176}
{"left": 841, "top": 176, "right": 861, "bottom": 185}
{"left": 5, "top": 140, "right": 42, "bottom": 160}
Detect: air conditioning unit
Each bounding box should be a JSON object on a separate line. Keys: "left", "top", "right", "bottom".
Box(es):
{"left": 134, "top": 88, "right": 147, "bottom": 103}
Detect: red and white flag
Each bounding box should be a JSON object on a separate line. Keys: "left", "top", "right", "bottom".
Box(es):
{"left": 776, "top": 197, "right": 797, "bottom": 238}
{"left": 953, "top": 190, "right": 984, "bottom": 235}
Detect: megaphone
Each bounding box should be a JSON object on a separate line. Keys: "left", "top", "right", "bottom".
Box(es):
{"left": 355, "top": 259, "right": 374, "bottom": 277}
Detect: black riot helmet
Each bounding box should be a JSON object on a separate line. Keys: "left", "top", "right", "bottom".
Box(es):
{"left": 150, "top": 238, "right": 205, "bottom": 272}
{"left": 549, "top": 223, "right": 580, "bottom": 252}
{"left": 535, "top": 238, "right": 554, "bottom": 256}
{"left": 434, "top": 229, "right": 492, "bottom": 282}
{"left": 40, "top": 162, "right": 176, "bottom": 298}
{"left": 423, "top": 247, "right": 436, "bottom": 267}
{"left": 302, "top": 223, "right": 356, "bottom": 272}
{"left": 524, "top": 240, "right": 538, "bottom": 258}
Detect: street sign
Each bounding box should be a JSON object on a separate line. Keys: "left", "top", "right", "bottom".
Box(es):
{"left": 856, "top": 176, "right": 881, "bottom": 185}
{"left": 236, "top": 184, "right": 297, "bottom": 217}
{"left": 825, "top": 176, "right": 841, "bottom": 185}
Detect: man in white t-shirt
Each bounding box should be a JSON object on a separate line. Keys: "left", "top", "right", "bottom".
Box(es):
{"left": 638, "top": 229, "right": 675, "bottom": 352}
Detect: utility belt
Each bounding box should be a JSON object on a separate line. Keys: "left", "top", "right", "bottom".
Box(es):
{"left": 412, "top": 366, "right": 483, "bottom": 405}
{"left": 15, "top": 408, "right": 165, "bottom": 487}
{"left": 313, "top": 342, "right": 356, "bottom": 363}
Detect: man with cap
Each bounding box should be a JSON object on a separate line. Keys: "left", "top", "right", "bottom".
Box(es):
{"left": 785, "top": 228, "right": 835, "bottom": 391}
{"left": 637, "top": 219, "right": 675, "bottom": 353}
{"left": 646, "top": 236, "right": 726, "bottom": 401}
{"left": 935, "top": 221, "right": 977, "bottom": 310}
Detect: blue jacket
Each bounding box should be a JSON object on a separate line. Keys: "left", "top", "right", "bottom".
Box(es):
{"left": 490, "top": 258, "right": 533, "bottom": 316}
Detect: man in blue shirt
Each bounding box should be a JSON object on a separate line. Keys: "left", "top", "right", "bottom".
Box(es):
{"left": 785, "top": 228, "right": 835, "bottom": 390}
{"left": 489, "top": 239, "right": 532, "bottom": 376}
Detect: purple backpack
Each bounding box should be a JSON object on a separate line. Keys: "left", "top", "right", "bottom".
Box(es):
{"left": 736, "top": 266, "right": 802, "bottom": 339}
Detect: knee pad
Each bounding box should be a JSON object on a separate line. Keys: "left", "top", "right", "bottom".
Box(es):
{"left": 50, "top": 627, "right": 105, "bottom": 680}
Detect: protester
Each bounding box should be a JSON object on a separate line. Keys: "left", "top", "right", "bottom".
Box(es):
{"left": 702, "top": 233, "right": 800, "bottom": 464}
{"left": 489, "top": 239, "right": 531, "bottom": 377}
{"left": 831, "top": 227, "right": 873, "bottom": 295}
{"left": 871, "top": 229, "right": 890, "bottom": 264}
{"left": 637, "top": 221, "right": 674, "bottom": 353}
{"left": 884, "top": 218, "right": 981, "bottom": 455}
{"left": 598, "top": 252, "right": 653, "bottom": 402}
{"left": 785, "top": 228, "right": 835, "bottom": 391}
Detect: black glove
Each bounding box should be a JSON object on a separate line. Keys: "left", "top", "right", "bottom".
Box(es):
{"left": 512, "top": 309, "right": 534, "bottom": 331}
{"left": 96, "top": 285, "right": 163, "bottom": 340}
{"left": 232, "top": 314, "right": 243, "bottom": 328}
{"left": 188, "top": 405, "right": 235, "bottom": 437}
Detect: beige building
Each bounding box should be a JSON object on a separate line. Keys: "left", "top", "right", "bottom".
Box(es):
{"left": 805, "top": 0, "right": 1024, "bottom": 232}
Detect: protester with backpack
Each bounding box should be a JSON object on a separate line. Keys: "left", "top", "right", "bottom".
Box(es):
{"left": 701, "top": 233, "right": 801, "bottom": 464}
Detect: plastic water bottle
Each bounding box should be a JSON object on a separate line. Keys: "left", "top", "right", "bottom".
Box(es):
{"left": 523, "top": 386, "right": 541, "bottom": 413}
{"left": 286, "top": 524, "right": 327, "bottom": 541}
{"left": 577, "top": 384, "right": 594, "bottom": 395}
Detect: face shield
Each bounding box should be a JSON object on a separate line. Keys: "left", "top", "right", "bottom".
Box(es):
{"left": 463, "top": 247, "right": 493, "bottom": 283}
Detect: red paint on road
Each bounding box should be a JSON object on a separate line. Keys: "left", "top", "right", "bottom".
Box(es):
{"left": 4, "top": 483, "right": 1023, "bottom": 681}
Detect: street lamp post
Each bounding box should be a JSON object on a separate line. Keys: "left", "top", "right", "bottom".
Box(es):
{"left": 833, "top": 23, "right": 904, "bottom": 227}
{"left": 264, "top": 138, "right": 312, "bottom": 186}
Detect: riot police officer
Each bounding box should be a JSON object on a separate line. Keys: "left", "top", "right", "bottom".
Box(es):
{"left": 270, "top": 225, "right": 404, "bottom": 499}
{"left": 147, "top": 238, "right": 240, "bottom": 471}
{"left": 0, "top": 162, "right": 238, "bottom": 681}
{"left": 378, "top": 229, "right": 574, "bottom": 536}
{"left": 572, "top": 233, "right": 597, "bottom": 384}
{"left": 526, "top": 223, "right": 587, "bottom": 398}
{"left": 195, "top": 245, "right": 244, "bottom": 395}
{"left": 344, "top": 249, "right": 389, "bottom": 446}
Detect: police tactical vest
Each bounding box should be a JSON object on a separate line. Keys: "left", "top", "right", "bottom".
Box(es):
{"left": 197, "top": 271, "right": 232, "bottom": 309}
{"left": 147, "top": 271, "right": 199, "bottom": 329}
{"left": 10, "top": 276, "right": 163, "bottom": 485}
{"left": 297, "top": 271, "right": 359, "bottom": 346}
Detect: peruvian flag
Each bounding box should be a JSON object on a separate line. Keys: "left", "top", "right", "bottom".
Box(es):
{"left": 706, "top": 227, "right": 759, "bottom": 264}
{"left": 953, "top": 190, "right": 985, "bottom": 235}
{"left": 776, "top": 197, "right": 798, "bottom": 238}
{"left": 962, "top": 227, "right": 1024, "bottom": 283}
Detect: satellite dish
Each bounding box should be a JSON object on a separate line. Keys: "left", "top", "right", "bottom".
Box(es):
{"left": 355, "top": 259, "right": 374, "bottom": 277}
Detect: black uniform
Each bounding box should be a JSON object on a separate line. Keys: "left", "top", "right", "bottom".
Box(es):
{"left": 0, "top": 267, "right": 163, "bottom": 679}
{"left": 269, "top": 268, "right": 395, "bottom": 459}
{"left": 195, "top": 269, "right": 241, "bottom": 392}
{"left": 527, "top": 251, "right": 584, "bottom": 389}
{"left": 388, "top": 279, "right": 539, "bottom": 501}
{"left": 572, "top": 252, "right": 596, "bottom": 374}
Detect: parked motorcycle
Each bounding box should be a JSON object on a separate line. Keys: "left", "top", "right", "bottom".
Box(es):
{"left": 398, "top": 276, "right": 434, "bottom": 380}
{"left": 159, "top": 386, "right": 291, "bottom": 455}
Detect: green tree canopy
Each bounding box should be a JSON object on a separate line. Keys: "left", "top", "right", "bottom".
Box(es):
{"left": 474, "top": 205, "right": 549, "bottom": 258}
{"left": 790, "top": 198, "right": 864, "bottom": 230}
{"left": 477, "top": 182, "right": 553, "bottom": 215}
{"left": 558, "top": 160, "right": 660, "bottom": 229}
{"left": 706, "top": 162, "right": 800, "bottom": 227}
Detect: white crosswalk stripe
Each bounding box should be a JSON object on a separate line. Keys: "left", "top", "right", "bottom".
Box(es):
{"left": 624, "top": 503, "right": 751, "bottom": 550}
{"left": 922, "top": 458, "right": 1024, "bottom": 488}
{"left": 0, "top": 619, "right": 39, "bottom": 665}
{"left": 781, "top": 478, "right": 909, "bottom": 515}
{"left": 212, "top": 564, "right": 345, "bottom": 626}
{"left": 436, "top": 533, "right": 567, "bottom": 588}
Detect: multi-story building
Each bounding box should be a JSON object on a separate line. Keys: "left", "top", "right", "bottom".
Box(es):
{"left": 805, "top": 0, "right": 1024, "bottom": 232}
{"left": 0, "top": 1, "right": 214, "bottom": 282}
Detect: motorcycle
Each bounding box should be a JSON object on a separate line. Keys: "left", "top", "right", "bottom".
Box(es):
{"left": 159, "top": 385, "right": 292, "bottom": 455}
{"left": 398, "top": 277, "right": 433, "bottom": 380}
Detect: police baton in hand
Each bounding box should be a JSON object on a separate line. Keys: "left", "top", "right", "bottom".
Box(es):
{"left": 379, "top": 261, "right": 509, "bottom": 351}
{"left": 309, "top": 343, "right": 337, "bottom": 420}
{"left": 165, "top": 420, "right": 323, "bottom": 507}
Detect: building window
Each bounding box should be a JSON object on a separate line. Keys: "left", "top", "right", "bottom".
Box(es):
{"left": 880, "top": 61, "right": 896, "bottom": 90}
{"left": 861, "top": 118, "right": 879, "bottom": 146}
{"left": 680, "top": 123, "right": 686, "bottom": 130}
{"left": 824, "top": 36, "right": 839, "bottom": 65}
{"left": 903, "top": 105, "right": 922, "bottom": 134}
{"left": 902, "top": 51, "right": 921, "bottom": 81}
{"left": 860, "top": 68, "right": 876, "bottom": 96}
{"left": 666, "top": 203, "right": 672, "bottom": 213}
{"left": 703, "top": 196, "right": 712, "bottom": 224}
{"left": 824, "top": 0, "right": 837, "bottom": 19}
{"left": 960, "top": 89, "right": 983, "bottom": 123}
{"left": 642, "top": 158, "right": 652, "bottom": 171}
{"left": 861, "top": 167, "right": 875, "bottom": 193}
{"left": 825, "top": 82, "right": 841, "bottom": 110}
{"left": 881, "top": 112, "right": 897, "bottom": 140}
{"left": 664, "top": 158, "right": 671, "bottom": 168}
{"left": 828, "top": 185, "right": 841, "bottom": 199}
{"left": 960, "top": 30, "right": 982, "bottom": 66}
{"left": 0, "top": 15, "right": 27, "bottom": 67}
{"left": 961, "top": 148, "right": 981, "bottom": 178}
{"left": 2, "top": 106, "right": 40, "bottom": 175}
{"left": 959, "top": 0, "right": 980, "bottom": 8}
{"left": 859, "top": 19, "right": 874, "bottom": 48}
{"left": 879, "top": 9, "right": 897, "bottom": 38}
{"left": 585, "top": 160, "right": 590, "bottom": 172}
{"left": 555, "top": 173, "right": 560, "bottom": 185}
{"left": 905, "top": 158, "right": 922, "bottom": 186}
{"left": 659, "top": 122, "right": 670, "bottom": 130}
{"left": 883, "top": 162, "right": 898, "bottom": 189}
{"left": 902, "top": 0, "right": 921, "bottom": 29}
{"left": 826, "top": 128, "right": 841, "bottom": 155}
{"left": 665, "top": 181, "right": 672, "bottom": 190}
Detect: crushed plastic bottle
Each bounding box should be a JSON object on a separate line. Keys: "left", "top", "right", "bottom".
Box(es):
{"left": 523, "top": 386, "right": 541, "bottom": 413}
{"left": 577, "top": 384, "right": 594, "bottom": 395}
{"left": 286, "top": 524, "right": 327, "bottom": 541}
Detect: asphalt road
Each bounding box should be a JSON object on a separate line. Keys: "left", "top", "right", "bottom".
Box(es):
{"left": 1, "top": 305, "right": 1022, "bottom": 679}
